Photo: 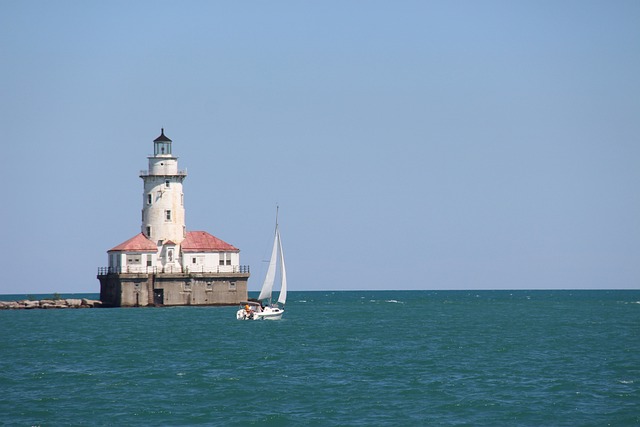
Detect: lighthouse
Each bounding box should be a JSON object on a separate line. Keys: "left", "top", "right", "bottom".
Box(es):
{"left": 98, "top": 129, "right": 249, "bottom": 307}
{"left": 141, "top": 129, "right": 187, "bottom": 270}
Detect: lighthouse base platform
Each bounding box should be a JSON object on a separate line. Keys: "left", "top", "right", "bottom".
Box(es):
{"left": 97, "top": 272, "right": 249, "bottom": 307}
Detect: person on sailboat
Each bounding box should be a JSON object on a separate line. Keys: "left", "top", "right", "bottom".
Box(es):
{"left": 244, "top": 304, "right": 254, "bottom": 319}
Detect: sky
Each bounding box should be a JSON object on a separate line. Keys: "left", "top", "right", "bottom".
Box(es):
{"left": 1, "top": 1, "right": 639, "bottom": 293}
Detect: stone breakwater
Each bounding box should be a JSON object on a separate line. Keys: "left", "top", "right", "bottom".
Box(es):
{"left": 0, "top": 298, "right": 102, "bottom": 310}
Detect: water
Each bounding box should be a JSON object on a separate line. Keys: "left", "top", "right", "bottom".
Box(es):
{"left": 1, "top": 290, "right": 638, "bottom": 426}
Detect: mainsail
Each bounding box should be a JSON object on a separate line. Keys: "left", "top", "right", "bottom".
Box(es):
{"left": 257, "top": 227, "right": 279, "bottom": 301}
{"left": 257, "top": 222, "right": 287, "bottom": 306}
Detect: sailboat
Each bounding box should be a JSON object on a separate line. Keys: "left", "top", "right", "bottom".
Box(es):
{"left": 237, "top": 210, "right": 287, "bottom": 320}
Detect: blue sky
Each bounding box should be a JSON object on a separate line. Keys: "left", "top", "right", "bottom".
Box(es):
{"left": 1, "top": 1, "right": 638, "bottom": 293}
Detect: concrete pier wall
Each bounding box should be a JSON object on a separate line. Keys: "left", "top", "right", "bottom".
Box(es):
{"left": 98, "top": 272, "right": 248, "bottom": 307}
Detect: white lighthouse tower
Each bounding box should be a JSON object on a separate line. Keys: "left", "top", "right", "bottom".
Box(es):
{"left": 140, "top": 129, "right": 187, "bottom": 271}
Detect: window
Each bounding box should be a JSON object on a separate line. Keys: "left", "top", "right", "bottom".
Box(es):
{"left": 147, "top": 194, "right": 152, "bottom": 204}
{"left": 206, "top": 282, "right": 212, "bottom": 290}
{"left": 229, "top": 282, "right": 237, "bottom": 291}
{"left": 154, "top": 141, "right": 171, "bottom": 156}
{"left": 146, "top": 226, "right": 151, "bottom": 237}
{"left": 219, "top": 252, "right": 232, "bottom": 266}
{"left": 165, "top": 180, "right": 170, "bottom": 188}
{"left": 192, "top": 257, "right": 197, "bottom": 264}
{"left": 165, "top": 210, "right": 171, "bottom": 221}
{"left": 127, "top": 255, "right": 141, "bottom": 264}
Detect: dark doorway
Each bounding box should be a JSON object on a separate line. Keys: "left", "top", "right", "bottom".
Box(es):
{"left": 153, "top": 289, "right": 164, "bottom": 306}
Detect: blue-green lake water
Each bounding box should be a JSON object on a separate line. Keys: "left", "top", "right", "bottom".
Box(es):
{"left": 1, "top": 290, "right": 638, "bottom": 426}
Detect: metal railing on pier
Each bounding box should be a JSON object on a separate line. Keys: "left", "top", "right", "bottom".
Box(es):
{"left": 98, "top": 265, "right": 250, "bottom": 275}
{"left": 182, "top": 265, "right": 250, "bottom": 274}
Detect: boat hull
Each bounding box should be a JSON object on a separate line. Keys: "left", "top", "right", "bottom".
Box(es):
{"left": 256, "top": 307, "right": 284, "bottom": 320}
{"left": 236, "top": 306, "right": 284, "bottom": 320}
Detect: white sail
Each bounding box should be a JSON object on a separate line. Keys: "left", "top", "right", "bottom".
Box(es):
{"left": 258, "top": 227, "right": 279, "bottom": 301}
{"left": 277, "top": 229, "right": 287, "bottom": 305}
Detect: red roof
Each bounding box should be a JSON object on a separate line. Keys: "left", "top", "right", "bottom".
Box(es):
{"left": 109, "top": 233, "right": 158, "bottom": 252}
{"left": 181, "top": 231, "right": 238, "bottom": 252}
